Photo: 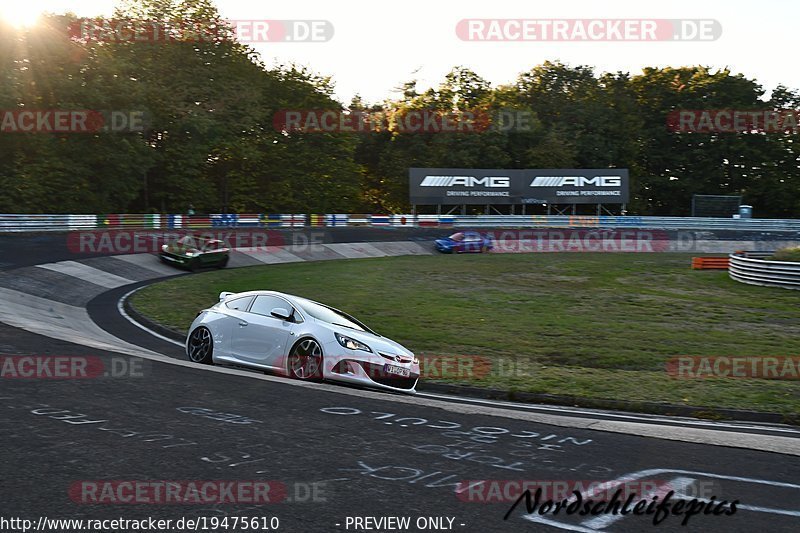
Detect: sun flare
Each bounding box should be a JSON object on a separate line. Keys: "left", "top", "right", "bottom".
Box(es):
{"left": 0, "top": 3, "right": 45, "bottom": 28}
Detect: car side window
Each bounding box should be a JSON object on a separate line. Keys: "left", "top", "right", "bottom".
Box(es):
{"left": 225, "top": 296, "right": 254, "bottom": 311}
{"left": 250, "top": 295, "right": 296, "bottom": 320}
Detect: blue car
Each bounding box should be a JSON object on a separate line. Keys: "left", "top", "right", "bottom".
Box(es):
{"left": 434, "top": 231, "right": 494, "bottom": 253}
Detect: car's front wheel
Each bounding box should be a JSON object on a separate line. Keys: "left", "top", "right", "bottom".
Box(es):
{"left": 287, "top": 338, "right": 323, "bottom": 380}
{"left": 187, "top": 326, "right": 213, "bottom": 364}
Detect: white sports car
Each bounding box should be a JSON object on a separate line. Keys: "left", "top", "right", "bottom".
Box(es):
{"left": 186, "top": 290, "right": 420, "bottom": 393}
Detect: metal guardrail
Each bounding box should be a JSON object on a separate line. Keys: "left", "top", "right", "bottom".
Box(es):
{"left": 455, "top": 215, "right": 800, "bottom": 231}
{"left": 729, "top": 251, "right": 800, "bottom": 290}
{"left": 2, "top": 213, "right": 800, "bottom": 233}
{"left": 0, "top": 214, "right": 99, "bottom": 232}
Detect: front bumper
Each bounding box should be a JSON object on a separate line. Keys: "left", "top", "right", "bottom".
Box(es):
{"left": 328, "top": 360, "right": 419, "bottom": 393}
{"left": 322, "top": 346, "right": 420, "bottom": 394}
{"left": 160, "top": 252, "right": 190, "bottom": 266}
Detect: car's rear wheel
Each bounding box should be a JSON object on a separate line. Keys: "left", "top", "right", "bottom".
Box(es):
{"left": 187, "top": 326, "right": 213, "bottom": 364}
{"left": 188, "top": 259, "right": 200, "bottom": 272}
{"left": 287, "top": 338, "right": 323, "bottom": 380}
{"left": 217, "top": 256, "right": 229, "bottom": 269}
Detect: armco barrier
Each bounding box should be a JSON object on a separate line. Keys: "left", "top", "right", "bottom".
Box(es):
{"left": 729, "top": 251, "right": 800, "bottom": 290}
{"left": 0, "top": 214, "right": 98, "bottom": 231}
{"left": 2, "top": 213, "right": 800, "bottom": 232}
{"left": 455, "top": 215, "right": 800, "bottom": 231}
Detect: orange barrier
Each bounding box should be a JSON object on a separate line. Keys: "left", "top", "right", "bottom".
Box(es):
{"left": 692, "top": 257, "right": 730, "bottom": 270}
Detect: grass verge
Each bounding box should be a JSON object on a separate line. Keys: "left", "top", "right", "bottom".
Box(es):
{"left": 131, "top": 253, "right": 800, "bottom": 414}
{"left": 770, "top": 246, "right": 800, "bottom": 262}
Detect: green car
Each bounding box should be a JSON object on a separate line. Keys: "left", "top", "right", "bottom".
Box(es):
{"left": 160, "top": 236, "right": 230, "bottom": 271}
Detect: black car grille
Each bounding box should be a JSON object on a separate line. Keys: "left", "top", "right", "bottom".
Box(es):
{"left": 371, "top": 376, "right": 417, "bottom": 390}
{"left": 379, "top": 352, "right": 413, "bottom": 364}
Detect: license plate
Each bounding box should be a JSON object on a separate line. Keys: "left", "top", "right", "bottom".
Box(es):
{"left": 384, "top": 364, "right": 410, "bottom": 378}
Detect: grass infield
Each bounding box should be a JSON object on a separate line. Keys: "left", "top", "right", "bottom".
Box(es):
{"left": 131, "top": 253, "right": 800, "bottom": 414}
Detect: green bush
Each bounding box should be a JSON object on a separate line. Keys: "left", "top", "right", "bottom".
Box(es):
{"left": 770, "top": 246, "right": 800, "bottom": 262}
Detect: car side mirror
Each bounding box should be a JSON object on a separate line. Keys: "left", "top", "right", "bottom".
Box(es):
{"left": 270, "top": 307, "right": 291, "bottom": 320}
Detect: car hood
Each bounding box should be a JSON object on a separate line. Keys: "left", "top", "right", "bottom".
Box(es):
{"left": 435, "top": 238, "right": 454, "bottom": 245}
{"left": 326, "top": 325, "right": 414, "bottom": 357}
{"left": 164, "top": 244, "right": 198, "bottom": 255}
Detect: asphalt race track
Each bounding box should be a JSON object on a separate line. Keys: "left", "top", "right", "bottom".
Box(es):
{"left": 1, "top": 232, "right": 799, "bottom": 532}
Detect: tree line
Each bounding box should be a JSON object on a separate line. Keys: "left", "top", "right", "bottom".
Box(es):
{"left": 1, "top": 0, "right": 798, "bottom": 217}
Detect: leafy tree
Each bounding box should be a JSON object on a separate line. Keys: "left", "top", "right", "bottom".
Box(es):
{"left": 0, "top": 3, "right": 798, "bottom": 217}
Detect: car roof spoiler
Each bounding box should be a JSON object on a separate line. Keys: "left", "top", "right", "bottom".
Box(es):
{"left": 219, "top": 291, "right": 235, "bottom": 301}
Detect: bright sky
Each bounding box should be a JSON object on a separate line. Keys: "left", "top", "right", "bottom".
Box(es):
{"left": 2, "top": 0, "right": 798, "bottom": 104}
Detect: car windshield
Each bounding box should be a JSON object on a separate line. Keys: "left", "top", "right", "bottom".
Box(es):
{"left": 175, "top": 236, "right": 208, "bottom": 249}
{"left": 449, "top": 232, "right": 465, "bottom": 241}
{"left": 295, "top": 297, "right": 376, "bottom": 334}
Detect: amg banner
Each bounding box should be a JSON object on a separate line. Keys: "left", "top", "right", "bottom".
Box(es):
{"left": 409, "top": 168, "right": 526, "bottom": 205}
{"left": 409, "top": 168, "right": 629, "bottom": 205}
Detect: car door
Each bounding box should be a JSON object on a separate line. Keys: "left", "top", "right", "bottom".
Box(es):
{"left": 446, "top": 232, "right": 465, "bottom": 253}
{"left": 231, "top": 295, "right": 296, "bottom": 367}
{"left": 463, "top": 232, "right": 482, "bottom": 253}
{"left": 201, "top": 240, "right": 224, "bottom": 266}
{"left": 214, "top": 295, "right": 255, "bottom": 358}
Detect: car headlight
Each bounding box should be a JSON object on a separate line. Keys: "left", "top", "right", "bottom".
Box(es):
{"left": 161, "top": 244, "right": 168, "bottom": 252}
{"left": 335, "top": 333, "right": 372, "bottom": 352}
{"left": 412, "top": 357, "right": 419, "bottom": 365}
